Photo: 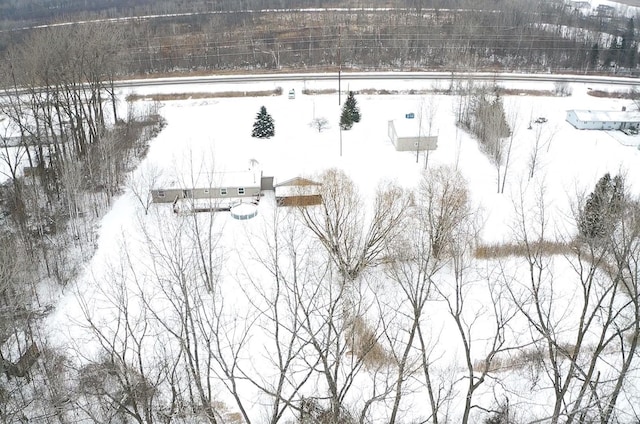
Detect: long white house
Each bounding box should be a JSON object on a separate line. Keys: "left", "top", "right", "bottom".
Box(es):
{"left": 566, "top": 109, "right": 640, "bottom": 130}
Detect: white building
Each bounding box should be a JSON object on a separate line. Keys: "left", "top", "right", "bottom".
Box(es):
{"left": 565, "top": 109, "right": 640, "bottom": 130}
{"left": 387, "top": 118, "right": 438, "bottom": 152}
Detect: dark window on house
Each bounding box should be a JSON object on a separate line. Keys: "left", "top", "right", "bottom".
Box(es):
{"left": 158, "top": 190, "right": 165, "bottom": 198}
{"left": 238, "top": 187, "right": 245, "bottom": 195}
{"left": 220, "top": 188, "right": 228, "bottom": 196}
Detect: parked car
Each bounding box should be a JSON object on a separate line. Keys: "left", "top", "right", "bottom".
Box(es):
{"left": 534, "top": 117, "right": 548, "bottom": 124}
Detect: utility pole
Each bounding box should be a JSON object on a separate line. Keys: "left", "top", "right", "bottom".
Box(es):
{"left": 338, "top": 25, "right": 342, "bottom": 105}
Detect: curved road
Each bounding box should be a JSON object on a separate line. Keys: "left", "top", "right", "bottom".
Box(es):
{"left": 115, "top": 71, "right": 640, "bottom": 89}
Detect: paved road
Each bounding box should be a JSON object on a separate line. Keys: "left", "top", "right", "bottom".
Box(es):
{"left": 114, "top": 71, "right": 640, "bottom": 88}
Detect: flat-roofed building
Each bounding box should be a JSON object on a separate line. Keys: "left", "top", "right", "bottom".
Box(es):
{"left": 387, "top": 118, "right": 438, "bottom": 152}
{"left": 565, "top": 109, "right": 640, "bottom": 130}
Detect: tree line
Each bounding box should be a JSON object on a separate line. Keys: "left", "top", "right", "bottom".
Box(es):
{"left": 1, "top": 0, "right": 638, "bottom": 78}
{"left": 0, "top": 21, "right": 165, "bottom": 418}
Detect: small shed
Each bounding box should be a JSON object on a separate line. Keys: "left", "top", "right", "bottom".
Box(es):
{"left": 275, "top": 177, "right": 322, "bottom": 207}
{"left": 388, "top": 119, "right": 438, "bottom": 152}
{"left": 565, "top": 109, "right": 640, "bottom": 130}
{"left": 151, "top": 170, "right": 262, "bottom": 204}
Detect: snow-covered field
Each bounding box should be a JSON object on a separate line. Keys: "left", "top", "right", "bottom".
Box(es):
{"left": 45, "top": 75, "right": 640, "bottom": 423}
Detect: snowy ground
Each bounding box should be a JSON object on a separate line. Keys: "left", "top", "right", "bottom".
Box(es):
{"left": 44, "top": 75, "right": 640, "bottom": 423}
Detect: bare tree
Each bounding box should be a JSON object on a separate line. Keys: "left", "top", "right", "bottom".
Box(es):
{"left": 417, "top": 95, "right": 439, "bottom": 169}
{"left": 127, "top": 162, "right": 162, "bottom": 215}
{"left": 129, "top": 208, "right": 227, "bottom": 424}
{"left": 598, "top": 196, "right": 640, "bottom": 424}
{"left": 504, "top": 180, "right": 640, "bottom": 424}
{"left": 479, "top": 94, "right": 510, "bottom": 193}
{"left": 500, "top": 103, "right": 518, "bottom": 194}
{"left": 427, "top": 169, "right": 516, "bottom": 424}
{"left": 630, "top": 86, "right": 640, "bottom": 111}
{"left": 237, "top": 208, "right": 319, "bottom": 424}
{"left": 553, "top": 81, "right": 573, "bottom": 97}
{"left": 384, "top": 166, "right": 468, "bottom": 424}
{"left": 528, "top": 124, "right": 557, "bottom": 180}
{"left": 74, "top": 261, "right": 166, "bottom": 424}
{"left": 419, "top": 166, "right": 472, "bottom": 260}
{"left": 293, "top": 259, "right": 389, "bottom": 424}
{"left": 310, "top": 117, "right": 330, "bottom": 133}
{"left": 297, "top": 169, "right": 410, "bottom": 282}
{"left": 456, "top": 86, "right": 510, "bottom": 192}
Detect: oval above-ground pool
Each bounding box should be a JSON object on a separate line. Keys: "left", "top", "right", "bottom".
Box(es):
{"left": 230, "top": 203, "right": 258, "bottom": 220}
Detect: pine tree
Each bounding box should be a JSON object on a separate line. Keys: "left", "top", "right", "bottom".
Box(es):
{"left": 589, "top": 43, "right": 599, "bottom": 70}
{"left": 340, "top": 106, "right": 353, "bottom": 130}
{"left": 578, "top": 173, "right": 625, "bottom": 240}
{"left": 340, "top": 91, "right": 361, "bottom": 130}
{"left": 252, "top": 106, "right": 275, "bottom": 138}
{"left": 622, "top": 18, "right": 636, "bottom": 68}
{"left": 346, "top": 91, "right": 361, "bottom": 123}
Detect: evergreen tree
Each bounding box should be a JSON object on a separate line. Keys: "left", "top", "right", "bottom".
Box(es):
{"left": 589, "top": 43, "right": 599, "bottom": 70}
{"left": 251, "top": 106, "right": 275, "bottom": 138}
{"left": 345, "top": 91, "right": 361, "bottom": 123}
{"left": 622, "top": 18, "right": 637, "bottom": 68}
{"left": 578, "top": 173, "right": 625, "bottom": 240}
{"left": 340, "top": 106, "right": 353, "bottom": 130}
{"left": 340, "top": 91, "right": 361, "bottom": 130}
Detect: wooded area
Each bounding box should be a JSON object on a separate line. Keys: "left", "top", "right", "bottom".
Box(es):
{"left": 0, "top": 0, "right": 638, "bottom": 77}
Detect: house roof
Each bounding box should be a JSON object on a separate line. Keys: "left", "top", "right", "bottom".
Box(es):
{"left": 156, "top": 170, "right": 261, "bottom": 190}
{"left": 390, "top": 117, "right": 432, "bottom": 137}
{"left": 568, "top": 110, "right": 640, "bottom": 123}
{"left": 275, "top": 177, "right": 321, "bottom": 187}
{"left": 275, "top": 177, "right": 322, "bottom": 197}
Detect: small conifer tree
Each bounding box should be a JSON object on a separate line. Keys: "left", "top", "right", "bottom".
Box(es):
{"left": 340, "top": 91, "right": 361, "bottom": 130}
{"left": 252, "top": 106, "right": 275, "bottom": 138}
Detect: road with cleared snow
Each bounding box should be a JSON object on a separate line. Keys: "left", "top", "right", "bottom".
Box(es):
{"left": 114, "top": 72, "right": 640, "bottom": 89}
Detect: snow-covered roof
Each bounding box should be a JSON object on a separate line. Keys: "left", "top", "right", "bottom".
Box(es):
{"left": 157, "top": 170, "right": 261, "bottom": 190}
{"left": 275, "top": 177, "right": 322, "bottom": 197}
{"left": 275, "top": 177, "right": 321, "bottom": 187}
{"left": 568, "top": 109, "right": 640, "bottom": 123}
{"left": 390, "top": 117, "right": 429, "bottom": 137}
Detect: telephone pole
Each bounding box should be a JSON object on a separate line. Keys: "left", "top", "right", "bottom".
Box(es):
{"left": 338, "top": 25, "right": 342, "bottom": 105}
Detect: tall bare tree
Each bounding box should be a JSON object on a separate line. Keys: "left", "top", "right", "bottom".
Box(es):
{"left": 297, "top": 169, "right": 410, "bottom": 282}
{"left": 384, "top": 166, "right": 470, "bottom": 424}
